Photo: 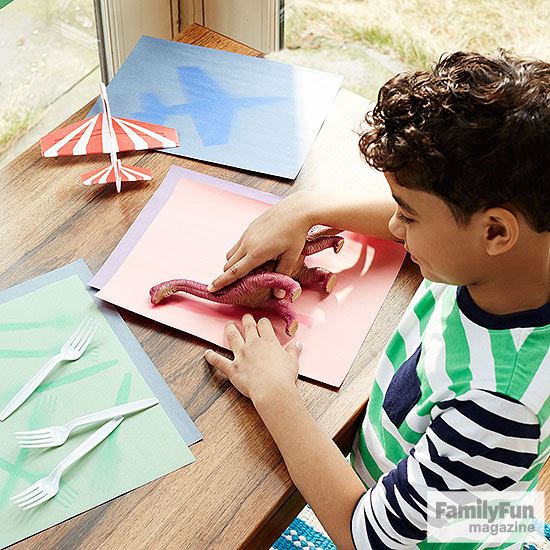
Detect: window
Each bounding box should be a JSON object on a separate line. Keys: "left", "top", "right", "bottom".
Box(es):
{"left": 1, "top": 0, "right": 101, "bottom": 168}
{"left": 268, "top": 1, "right": 550, "bottom": 100}
{"left": 1, "top": 0, "right": 175, "bottom": 169}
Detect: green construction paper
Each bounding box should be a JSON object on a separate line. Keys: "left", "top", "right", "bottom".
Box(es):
{"left": 0, "top": 275, "right": 194, "bottom": 548}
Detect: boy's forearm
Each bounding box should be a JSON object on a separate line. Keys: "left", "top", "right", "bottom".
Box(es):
{"left": 252, "top": 386, "right": 365, "bottom": 550}
{"left": 300, "top": 189, "right": 396, "bottom": 241}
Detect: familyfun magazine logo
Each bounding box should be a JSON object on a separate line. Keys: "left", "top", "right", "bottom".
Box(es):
{"left": 426, "top": 490, "right": 545, "bottom": 544}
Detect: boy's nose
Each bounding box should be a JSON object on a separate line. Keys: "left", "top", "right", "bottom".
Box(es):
{"left": 388, "top": 212, "right": 405, "bottom": 241}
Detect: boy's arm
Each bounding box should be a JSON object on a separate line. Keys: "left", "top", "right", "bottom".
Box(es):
{"left": 208, "top": 189, "right": 396, "bottom": 292}
{"left": 306, "top": 189, "right": 397, "bottom": 240}
{"left": 204, "top": 314, "right": 365, "bottom": 549}
{"left": 346, "top": 388, "right": 540, "bottom": 548}
{"left": 253, "top": 385, "right": 365, "bottom": 550}
{"left": 205, "top": 316, "right": 541, "bottom": 550}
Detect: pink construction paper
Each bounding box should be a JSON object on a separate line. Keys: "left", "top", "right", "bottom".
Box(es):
{"left": 89, "top": 165, "right": 281, "bottom": 289}
{"left": 96, "top": 176, "right": 405, "bottom": 387}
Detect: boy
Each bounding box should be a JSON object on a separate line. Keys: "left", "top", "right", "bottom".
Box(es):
{"left": 205, "top": 50, "right": 550, "bottom": 549}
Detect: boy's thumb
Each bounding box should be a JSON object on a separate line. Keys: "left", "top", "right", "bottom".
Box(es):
{"left": 274, "top": 251, "right": 300, "bottom": 299}
{"left": 286, "top": 340, "right": 303, "bottom": 358}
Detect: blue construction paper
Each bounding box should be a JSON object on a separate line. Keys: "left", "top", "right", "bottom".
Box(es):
{"left": 89, "top": 36, "right": 343, "bottom": 179}
{"left": 0, "top": 260, "right": 202, "bottom": 446}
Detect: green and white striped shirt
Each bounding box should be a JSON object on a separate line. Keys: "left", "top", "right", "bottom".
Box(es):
{"left": 351, "top": 280, "right": 550, "bottom": 549}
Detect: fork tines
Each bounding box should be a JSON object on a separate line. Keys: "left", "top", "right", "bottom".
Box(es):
{"left": 70, "top": 316, "right": 100, "bottom": 353}
{"left": 10, "top": 482, "right": 50, "bottom": 509}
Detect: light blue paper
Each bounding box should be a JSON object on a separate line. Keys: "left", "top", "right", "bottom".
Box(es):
{"left": 0, "top": 263, "right": 198, "bottom": 550}
{"left": 0, "top": 260, "right": 201, "bottom": 446}
{"left": 89, "top": 36, "right": 343, "bottom": 179}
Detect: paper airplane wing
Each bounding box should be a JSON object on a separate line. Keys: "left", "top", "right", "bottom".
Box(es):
{"left": 41, "top": 114, "right": 179, "bottom": 158}
{"left": 81, "top": 163, "right": 153, "bottom": 186}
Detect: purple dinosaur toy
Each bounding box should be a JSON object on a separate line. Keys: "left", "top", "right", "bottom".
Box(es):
{"left": 149, "top": 226, "right": 344, "bottom": 337}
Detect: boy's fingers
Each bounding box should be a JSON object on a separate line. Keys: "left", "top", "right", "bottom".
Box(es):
{"left": 275, "top": 250, "right": 300, "bottom": 278}
{"left": 273, "top": 250, "right": 301, "bottom": 299}
{"left": 207, "top": 275, "right": 224, "bottom": 293}
{"left": 223, "top": 248, "right": 246, "bottom": 273}
{"left": 226, "top": 238, "right": 242, "bottom": 261}
{"left": 242, "top": 313, "right": 259, "bottom": 340}
{"left": 225, "top": 321, "right": 244, "bottom": 349}
{"left": 257, "top": 317, "right": 277, "bottom": 340}
{"left": 208, "top": 258, "right": 247, "bottom": 292}
{"left": 285, "top": 340, "right": 303, "bottom": 359}
{"left": 204, "top": 349, "right": 233, "bottom": 376}
{"left": 273, "top": 288, "right": 286, "bottom": 299}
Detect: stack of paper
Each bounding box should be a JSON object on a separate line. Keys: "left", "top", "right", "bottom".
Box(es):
{"left": 0, "top": 260, "right": 200, "bottom": 549}
{"left": 91, "top": 165, "right": 406, "bottom": 388}
{"left": 88, "top": 36, "right": 344, "bottom": 179}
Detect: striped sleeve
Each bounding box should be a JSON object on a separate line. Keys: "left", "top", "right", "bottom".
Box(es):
{"left": 351, "top": 389, "right": 540, "bottom": 549}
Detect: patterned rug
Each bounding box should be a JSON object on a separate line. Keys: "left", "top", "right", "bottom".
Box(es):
{"left": 271, "top": 507, "right": 550, "bottom": 550}
{"left": 271, "top": 506, "right": 336, "bottom": 550}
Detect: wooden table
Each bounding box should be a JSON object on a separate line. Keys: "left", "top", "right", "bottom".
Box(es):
{"left": 2, "top": 23, "right": 425, "bottom": 549}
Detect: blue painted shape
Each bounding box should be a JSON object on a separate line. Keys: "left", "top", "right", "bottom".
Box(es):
{"left": 134, "top": 66, "right": 288, "bottom": 147}
{"left": 89, "top": 36, "right": 343, "bottom": 179}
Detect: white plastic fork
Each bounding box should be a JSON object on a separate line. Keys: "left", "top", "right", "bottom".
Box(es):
{"left": 15, "top": 397, "right": 159, "bottom": 448}
{"left": 0, "top": 316, "right": 100, "bottom": 421}
{"left": 11, "top": 416, "right": 123, "bottom": 510}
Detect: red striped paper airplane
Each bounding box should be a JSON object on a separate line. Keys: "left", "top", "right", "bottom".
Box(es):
{"left": 40, "top": 83, "right": 179, "bottom": 192}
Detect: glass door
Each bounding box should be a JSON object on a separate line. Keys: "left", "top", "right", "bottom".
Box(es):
{"left": 0, "top": 0, "right": 175, "bottom": 169}
{"left": 0, "top": 0, "right": 102, "bottom": 167}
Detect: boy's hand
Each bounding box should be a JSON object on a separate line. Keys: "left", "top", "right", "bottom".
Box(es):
{"left": 207, "top": 192, "right": 313, "bottom": 296}
{"left": 204, "top": 314, "right": 302, "bottom": 401}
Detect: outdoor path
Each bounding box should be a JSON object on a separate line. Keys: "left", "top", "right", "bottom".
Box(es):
{"left": 0, "top": 0, "right": 99, "bottom": 168}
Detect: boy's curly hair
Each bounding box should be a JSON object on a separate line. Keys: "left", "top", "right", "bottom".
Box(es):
{"left": 359, "top": 50, "right": 550, "bottom": 232}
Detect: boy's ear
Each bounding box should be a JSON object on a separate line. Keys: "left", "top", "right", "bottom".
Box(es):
{"left": 482, "top": 207, "right": 519, "bottom": 256}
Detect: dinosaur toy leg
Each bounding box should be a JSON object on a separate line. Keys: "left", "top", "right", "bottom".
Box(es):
{"left": 262, "top": 298, "right": 299, "bottom": 337}
{"left": 294, "top": 265, "right": 337, "bottom": 294}
{"left": 302, "top": 235, "right": 344, "bottom": 256}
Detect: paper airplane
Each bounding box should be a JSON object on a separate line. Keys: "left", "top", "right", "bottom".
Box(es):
{"left": 40, "top": 83, "right": 179, "bottom": 192}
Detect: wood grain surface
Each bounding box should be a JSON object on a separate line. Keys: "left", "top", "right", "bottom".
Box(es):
{"left": 0, "top": 23, "right": 488, "bottom": 550}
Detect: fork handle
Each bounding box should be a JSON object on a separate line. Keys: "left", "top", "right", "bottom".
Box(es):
{"left": 0, "top": 353, "right": 63, "bottom": 421}
{"left": 51, "top": 417, "right": 124, "bottom": 483}
{"left": 65, "top": 397, "right": 159, "bottom": 433}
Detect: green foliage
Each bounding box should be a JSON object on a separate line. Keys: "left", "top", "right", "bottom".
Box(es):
{"left": 0, "top": 107, "right": 42, "bottom": 155}
{"left": 274, "top": 0, "right": 550, "bottom": 99}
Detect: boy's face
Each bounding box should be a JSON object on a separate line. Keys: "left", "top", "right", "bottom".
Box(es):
{"left": 385, "top": 172, "right": 486, "bottom": 286}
